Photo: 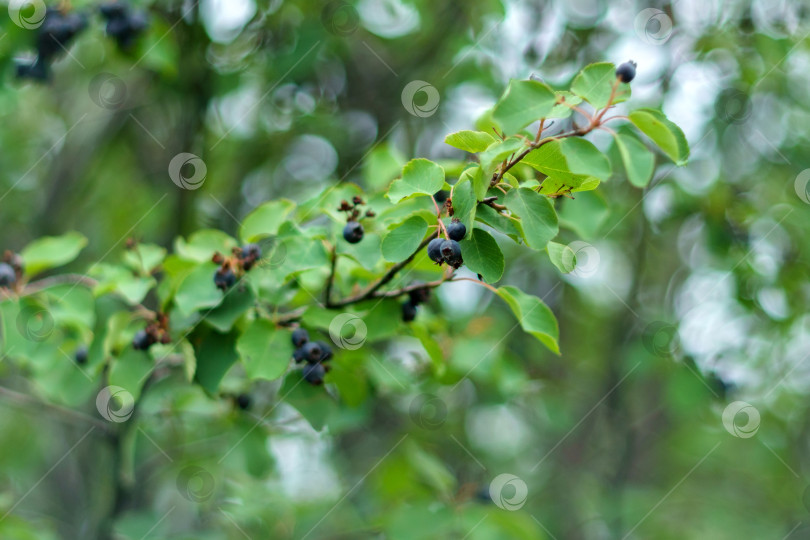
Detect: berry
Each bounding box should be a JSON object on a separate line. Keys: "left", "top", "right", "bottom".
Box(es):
{"left": 291, "top": 328, "right": 309, "bottom": 348}
{"left": 241, "top": 243, "right": 261, "bottom": 259}
{"left": 302, "top": 362, "right": 326, "bottom": 385}
{"left": 214, "top": 268, "right": 236, "bottom": 291}
{"left": 75, "top": 345, "right": 88, "bottom": 365}
{"left": 301, "top": 341, "right": 324, "bottom": 363}
{"left": 132, "top": 329, "right": 152, "bottom": 351}
{"left": 447, "top": 220, "right": 467, "bottom": 241}
{"left": 99, "top": 2, "right": 148, "bottom": 50}
{"left": 427, "top": 237, "right": 445, "bottom": 264}
{"left": 343, "top": 222, "right": 364, "bottom": 244}
{"left": 0, "top": 263, "right": 16, "bottom": 288}
{"left": 440, "top": 239, "right": 463, "bottom": 268}
{"left": 408, "top": 284, "right": 430, "bottom": 305}
{"left": 16, "top": 59, "right": 49, "bottom": 81}
{"left": 616, "top": 61, "right": 637, "bottom": 83}
{"left": 434, "top": 190, "right": 449, "bottom": 204}
{"left": 402, "top": 301, "right": 417, "bottom": 322}
{"left": 314, "top": 341, "right": 333, "bottom": 362}
{"left": 235, "top": 393, "right": 252, "bottom": 410}
{"left": 293, "top": 347, "right": 308, "bottom": 364}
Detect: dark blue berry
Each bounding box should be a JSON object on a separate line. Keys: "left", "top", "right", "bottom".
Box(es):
{"left": 440, "top": 239, "right": 463, "bottom": 268}
{"left": 99, "top": 2, "right": 148, "bottom": 50}
{"left": 447, "top": 221, "right": 466, "bottom": 241}
{"left": 293, "top": 347, "right": 308, "bottom": 364}
{"left": 132, "top": 329, "right": 152, "bottom": 351}
{"left": 291, "top": 328, "right": 309, "bottom": 348}
{"left": 75, "top": 345, "right": 88, "bottom": 365}
{"left": 402, "top": 301, "right": 417, "bottom": 322}
{"left": 408, "top": 283, "right": 430, "bottom": 305}
{"left": 616, "top": 61, "right": 637, "bottom": 83}
{"left": 214, "top": 268, "right": 236, "bottom": 291}
{"left": 314, "top": 341, "right": 333, "bottom": 362}
{"left": 236, "top": 393, "right": 251, "bottom": 410}
{"left": 343, "top": 222, "right": 364, "bottom": 244}
{"left": 302, "top": 362, "right": 326, "bottom": 385}
{"left": 434, "top": 190, "right": 449, "bottom": 204}
{"left": 241, "top": 243, "right": 261, "bottom": 259}
{"left": 427, "top": 237, "right": 444, "bottom": 264}
{"left": 301, "top": 341, "right": 324, "bottom": 363}
{"left": 0, "top": 263, "right": 16, "bottom": 287}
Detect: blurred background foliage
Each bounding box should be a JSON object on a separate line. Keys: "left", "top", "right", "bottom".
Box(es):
{"left": 2, "top": 0, "right": 810, "bottom": 538}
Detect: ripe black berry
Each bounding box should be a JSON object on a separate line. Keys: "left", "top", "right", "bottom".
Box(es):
{"left": 16, "top": 60, "right": 49, "bottom": 81}
{"left": 440, "top": 239, "right": 463, "bottom": 268}
{"left": 75, "top": 345, "right": 88, "bottom": 365}
{"left": 434, "top": 190, "right": 449, "bottom": 204}
{"left": 315, "top": 341, "right": 334, "bottom": 362}
{"left": 616, "top": 61, "right": 637, "bottom": 83}
{"left": 343, "top": 222, "right": 364, "bottom": 244}
{"left": 291, "top": 328, "right": 309, "bottom": 348}
{"left": 301, "top": 341, "right": 324, "bottom": 363}
{"left": 402, "top": 301, "right": 417, "bottom": 322}
{"left": 427, "top": 237, "right": 444, "bottom": 264}
{"left": 241, "top": 243, "right": 261, "bottom": 259}
{"left": 293, "top": 347, "right": 307, "bottom": 364}
{"left": 302, "top": 362, "right": 326, "bottom": 385}
{"left": 132, "top": 329, "right": 152, "bottom": 351}
{"left": 99, "top": 2, "right": 148, "bottom": 50}
{"left": 214, "top": 268, "right": 236, "bottom": 291}
{"left": 447, "top": 220, "right": 466, "bottom": 241}
{"left": 0, "top": 263, "right": 16, "bottom": 287}
{"left": 235, "top": 393, "right": 252, "bottom": 410}
{"left": 408, "top": 283, "right": 430, "bottom": 305}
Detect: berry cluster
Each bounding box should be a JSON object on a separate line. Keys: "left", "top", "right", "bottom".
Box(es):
{"left": 616, "top": 60, "right": 637, "bottom": 83}
{"left": 99, "top": 2, "right": 148, "bottom": 51}
{"left": 16, "top": 3, "right": 149, "bottom": 82}
{"left": 401, "top": 283, "right": 430, "bottom": 322}
{"left": 427, "top": 219, "right": 466, "bottom": 268}
{"left": 339, "top": 196, "right": 374, "bottom": 244}
{"left": 291, "top": 328, "right": 333, "bottom": 385}
{"left": 212, "top": 243, "right": 262, "bottom": 291}
{"left": 16, "top": 8, "right": 87, "bottom": 81}
{"left": 132, "top": 313, "right": 171, "bottom": 351}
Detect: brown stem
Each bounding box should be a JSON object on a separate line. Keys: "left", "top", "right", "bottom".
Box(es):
{"left": 326, "top": 231, "right": 439, "bottom": 308}
{"left": 324, "top": 244, "right": 337, "bottom": 306}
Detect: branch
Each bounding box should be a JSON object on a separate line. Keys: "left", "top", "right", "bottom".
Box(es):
{"left": 326, "top": 231, "right": 439, "bottom": 308}
{"left": 0, "top": 385, "right": 114, "bottom": 434}
{"left": 324, "top": 243, "right": 337, "bottom": 306}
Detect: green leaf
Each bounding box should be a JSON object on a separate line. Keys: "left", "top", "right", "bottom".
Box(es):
{"left": 444, "top": 130, "right": 497, "bottom": 153}
{"left": 628, "top": 108, "right": 690, "bottom": 165}
{"left": 459, "top": 228, "right": 504, "bottom": 282}
{"left": 558, "top": 191, "right": 609, "bottom": 239}
{"left": 479, "top": 137, "right": 525, "bottom": 178}
{"left": 458, "top": 165, "right": 488, "bottom": 202}
{"left": 194, "top": 330, "right": 238, "bottom": 394}
{"left": 548, "top": 91, "right": 583, "bottom": 119}
{"left": 237, "top": 319, "right": 292, "bottom": 381}
{"left": 175, "top": 229, "right": 238, "bottom": 263}
{"left": 174, "top": 262, "right": 224, "bottom": 315}
{"left": 388, "top": 159, "right": 445, "bottom": 204}
{"left": 109, "top": 348, "right": 154, "bottom": 401}
{"left": 523, "top": 138, "right": 612, "bottom": 188}
{"left": 122, "top": 243, "right": 166, "bottom": 274}
{"left": 492, "top": 79, "right": 556, "bottom": 136}
{"left": 450, "top": 176, "right": 476, "bottom": 232}
{"left": 204, "top": 286, "right": 255, "bottom": 332}
{"left": 570, "top": 62, "right": 631, "bottom": 109}
{"left": 362, "top": 143, "right": 406, "bottom": 189}
{"left": 381, "top": 216, "right": 429, "bottom": 263}
{"left": 496, "top": 286, "right": 559, "bottom": 354}
{"left": 240, "top": 199, "right": 296, "bottom": 243}
{"left": 504, "top": 188, "right": 558, "bottom": 249}
{"left": 614, "top": 131, "right": 656, "bottom": 187}
{"left": 475, "top": 204, "right": 522, "bottom": 242}
{"left": 546, "top": 241, "right": 576, "bottom": 273}
{"left": 21, "top": 232, "right": 87, "bottom": 275}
